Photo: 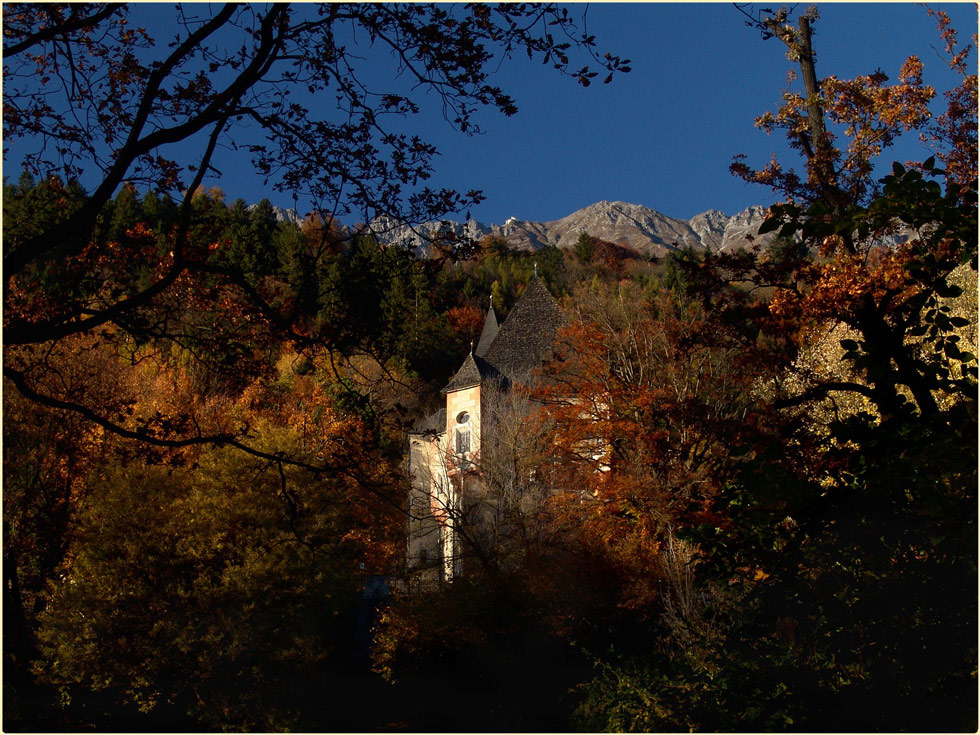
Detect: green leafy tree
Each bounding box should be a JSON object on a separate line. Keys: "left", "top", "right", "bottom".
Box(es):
{"left": 105, "top": 182, "right": 144, "bottom": 244}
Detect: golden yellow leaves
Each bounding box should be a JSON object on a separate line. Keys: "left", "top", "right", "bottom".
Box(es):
{"left": 740, "top": 28, "right": 943, "bottom": 207}
{"left": 820, "top": 58, "right": 935, "bottom": 178}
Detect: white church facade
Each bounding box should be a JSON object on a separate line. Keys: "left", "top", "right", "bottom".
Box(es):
{"left": 405, "top": 276, "right": 563, "bottom": 587}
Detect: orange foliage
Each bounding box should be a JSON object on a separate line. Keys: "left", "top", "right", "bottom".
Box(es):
{"left": 446, "top": 304, "right": 484, "bottom": 343}
{"left": 922, "top": 8, "right": 979, "bottom": 188}
{"left": 534, "top": 283, "right": 766, "bottom": 610}
{"left": 769, "top": 243, "right": 923, "bottom": 325}
{"left": 737, "top": 10, "right": 954, "bottom": 208}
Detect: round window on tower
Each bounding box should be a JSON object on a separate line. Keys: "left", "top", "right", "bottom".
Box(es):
{"left": 456, "top": 411, "right": 470, "bottom": 424}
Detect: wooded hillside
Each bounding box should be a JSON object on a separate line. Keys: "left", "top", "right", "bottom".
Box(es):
{"left": 3, "top": 4, "right": 976, "bottom": 732}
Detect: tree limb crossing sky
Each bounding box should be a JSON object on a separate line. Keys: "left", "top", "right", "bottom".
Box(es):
{"left": 3, "top": 2, "right": 976, "bottom": 226}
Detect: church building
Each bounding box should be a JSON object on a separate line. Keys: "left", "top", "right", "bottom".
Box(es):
{"left": 406, "top": 276, "right": 563, "bottom": 586}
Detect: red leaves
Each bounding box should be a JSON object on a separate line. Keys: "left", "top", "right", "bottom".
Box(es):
{"left": 446, "top": 304, "right": 484, "bottom": 343}
{"left": 535, "top": 283, "right": 772, "bottom": 601}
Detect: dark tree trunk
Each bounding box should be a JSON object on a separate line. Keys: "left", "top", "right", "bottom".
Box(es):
{"left": 3, "top": 549, "right": 37, "bottom": 664}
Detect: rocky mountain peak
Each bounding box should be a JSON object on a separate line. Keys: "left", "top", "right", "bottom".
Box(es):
{"left": 368, "top": 201, "right": 770, "bottom": 257}
{"left": 687, "top": 209, "right": 732, "bottom": 250}
{"left": 247, "top": 202, "right": 301, "bottom": 224}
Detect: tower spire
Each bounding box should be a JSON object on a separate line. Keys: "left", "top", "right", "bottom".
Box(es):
{"left": 475, "top": 293, "right": 500, "bottom": 358}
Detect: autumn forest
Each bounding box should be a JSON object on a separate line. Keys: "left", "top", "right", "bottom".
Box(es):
{"left": 3, "top": 4, "right": 977, "bottom": 732}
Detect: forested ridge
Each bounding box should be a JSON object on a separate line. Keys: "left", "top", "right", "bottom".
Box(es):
{"left": 3, "top": 3, "right": 977, "bottom": 732}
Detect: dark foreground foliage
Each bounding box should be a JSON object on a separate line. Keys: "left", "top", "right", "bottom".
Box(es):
{"left": 4, "top": 4, "right": 977, "bottom": 732}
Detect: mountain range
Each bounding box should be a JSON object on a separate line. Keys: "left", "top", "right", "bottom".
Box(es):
{"left": 368, "top": 200, "right": 772, "bottom": 258}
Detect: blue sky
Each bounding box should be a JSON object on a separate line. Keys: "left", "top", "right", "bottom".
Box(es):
{"left": 4, "top": 3, "right": 977, "bottom": 226}
{"left": 401, "top": 2, "right": 977, "bottom": 224}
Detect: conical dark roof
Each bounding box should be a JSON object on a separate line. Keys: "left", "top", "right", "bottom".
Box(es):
{"left": 474, "top": 304, "right": 499, "bottom": 357}
{"left": 441, "top": 277, "right": 563, "bottom": 393}
{"left": 442, "top": 352, "right": 500, "bottom": 393}
{"left": 482, "top": 277, "right": 563, "bottom": 384}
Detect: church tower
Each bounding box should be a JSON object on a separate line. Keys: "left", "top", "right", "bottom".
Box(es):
{"left": 406, "top": 276, "right": 562, "bottom": 587}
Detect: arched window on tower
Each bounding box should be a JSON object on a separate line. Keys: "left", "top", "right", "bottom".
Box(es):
{"left": 455, "top": 411, "right": 471, "bottom": 454}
